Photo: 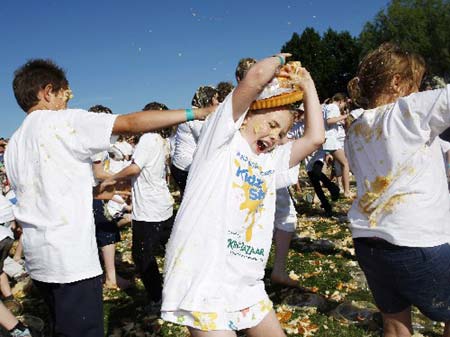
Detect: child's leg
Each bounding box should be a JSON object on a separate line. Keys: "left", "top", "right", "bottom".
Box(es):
{"left": 245, "top": 310, "right": 286, "bottom": 337}
{"left": 33, "top": 276, "right": 103, "bottom": 337}
{"left": 331, "top": 149, "right": 351, "bottom": 197}
{"left": 307, "top": 169, "right": 332, "bottom": 214}
{"left": 0, "top": 301, "right": 18, "bottom": 330}
{"left": 101, "top": 243, "right": 117, "bottom": 286}
{"left": 188, "top": 328, "right": 236, "bottom": 337}
{"left": 381, "top": 308, "right": 413, "bottom": 337}
{"left": 0, "top": 272, "right": 12, "bottom": 298}
{"left": 271, "top": 229, "right": 296, "bottom": 287}
{"left": 132, "top": 220, "right": 163, "bottom": 303}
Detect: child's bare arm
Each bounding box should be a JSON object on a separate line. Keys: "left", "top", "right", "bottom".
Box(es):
{"left": 92, "top": 162, "right": 112, "bottom": 181}
{"left": 112, "top": 106, "right": 216, "bottom": 135}
{"left": 289, "top": 70, "right": 325, "bottom": 168}
{"left": 100, "top": 164, "right": 141, "bottom": 192}
{"left": 232, "top": 54, "right": 291, "bottom": 122}
{"left": 327, "top": 114, "right": 348, "bottom": 125}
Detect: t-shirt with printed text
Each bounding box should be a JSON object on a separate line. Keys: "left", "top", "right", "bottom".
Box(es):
{"left": 162, "top": 93, "right": 299, "bottom": 313}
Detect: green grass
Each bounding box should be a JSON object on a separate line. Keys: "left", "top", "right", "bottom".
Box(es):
{"left": 12, "top": 182, "right": 445, "bottom": 337}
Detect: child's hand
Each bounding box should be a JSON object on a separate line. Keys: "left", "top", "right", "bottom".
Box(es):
{"left": 285, "top": 67, "right": 314, "bottom": 90}
{"left": 195, "top": 104, "right": 218, "bottom": 120}
{"left": 99, "top": 178, "right": 116, "bottom": 193}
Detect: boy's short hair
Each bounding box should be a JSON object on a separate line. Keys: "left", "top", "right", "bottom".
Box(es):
{"left": 88, "top": 105, "right": 113, "bottom": 114}
{"left": 217, "top": 82, "right": 235, "bottom": 103}
{"left": 143, "top": 102, "right": 169, "bottom": 111}
{"left": 13, "top": 59, "right": 69, "bottom": 112}
{"left": 191, "top": 86, "right": 218, "bottom": 108}
{"left": 235, "top": 58, "right": 257, "bottom": 82}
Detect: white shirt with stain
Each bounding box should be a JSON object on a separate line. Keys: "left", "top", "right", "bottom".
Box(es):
{"left": 162, "top": 93, "right": 298, "bottom": 313}
{"left": 345, "top": 85, "right": 450, "bottom": 247}
{"left": 5, "top": 109, "right": 117, "bottom": 283}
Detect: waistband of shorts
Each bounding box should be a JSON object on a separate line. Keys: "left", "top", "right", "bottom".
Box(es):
{"left": 354, "top": 237, "right": 404, "bottom": 250}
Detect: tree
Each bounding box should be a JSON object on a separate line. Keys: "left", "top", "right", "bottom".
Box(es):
{"left": 359, "top": 0, "right": 450, "bottom": 79}
{"left": 281, "top": 27, "right": 360, "bottom": 100}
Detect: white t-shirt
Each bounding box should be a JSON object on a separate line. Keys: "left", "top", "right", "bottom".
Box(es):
{"left": 323, "top": 103, "right": 345, "bottom": 151}
{"left": 109, "top": 159, "right": 130, "bottom": 174}
{"left": 305, "top": 149, "right": 326, "bottom": 172}
{"left": 438, "top": 137, "right": 450, "bottom": 170}
{"left": 162, "top": 93, "right": 299, "bottom": 313}
{"left": 345, "top": 85, "right": 450, "bottom": 247}
{"left": 0, "top": 194, "right": 14, "bottom": 224}
{"left": 5, "top": 109, "right": 117, "bottom": 283}
{"left": 0, "top": 195, "right": 14, "bottom": 241}
{"left": 90, "top": 150, "right": 110, "bottom": 186}
{"left": 171, "top": 120, "right": 204, "bottom": 171}
{"left": 131, "top": 133, "right": 173, "bottom": 222}
{"left": 111, "top": 141, "right": 133, "bottom": 160}
{"left": 107, "top": 195, "right": 127, "bottom": 219}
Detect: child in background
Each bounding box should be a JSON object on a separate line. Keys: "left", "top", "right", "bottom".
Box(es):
{"left": 170, "top": 86, "right": 219, "bottom": 197}
{"left": 322, "top": 93, "right": 352, "bottom": 197}
{"left": 89, "top": 104, "right": 132, "bottom": 290}
{"left": 0, "top": 195, "right": 31, "bottom": 337}
{"left": 5, "top": 59, "right": 215, "bottom": 337}
{"left": 217, "top": 82, "right": 235, "bottom": 103}
{"left": 346, "top": 43, "right": 450, "bottom": 337}
{"left": 162, "top": 54, "right": 324, "bottom": 336}
{"left": 306, "top": 150, "right": 340, "bottom": 217}
{"left": 101, "top": 102, "right": 177, "bottom": 313}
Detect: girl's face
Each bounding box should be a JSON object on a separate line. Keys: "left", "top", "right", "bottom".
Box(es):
{"left": 240, "top": 108, "right": 293, "bottom": 154}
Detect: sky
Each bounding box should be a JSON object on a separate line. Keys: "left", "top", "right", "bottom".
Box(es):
{"left": 0, "top": 0, "right": 389, "bottom": 138}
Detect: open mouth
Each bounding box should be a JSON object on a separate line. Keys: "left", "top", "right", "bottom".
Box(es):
{"left": 256, "top": 140, "right": 270, "bottom": 153}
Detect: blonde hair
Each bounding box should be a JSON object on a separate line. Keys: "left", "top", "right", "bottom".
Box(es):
{"left": 348, "top": 43, "right": 425, "bottom": 109}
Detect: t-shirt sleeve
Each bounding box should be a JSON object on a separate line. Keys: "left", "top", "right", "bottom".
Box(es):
{"left": 325, "top": 104, "right": 340, "bottom": 119}
{"left": 272, "top": 142, "right": 300, "bottom": 189}
{"left": 90, "top": 151, "right": 107, "bottom": 163}
{"left": 195, "top": 90, "right": 247, "bottom": 159}
{"left": 131, "top": 134, "right": 154, "bottom": 170}
{"left": 71, "top": 110, "right": 117, "bottom": 161}
{"left": 189, "top": 120, "right": 204, "bottom": 142}
{"left": 398, "top": 85, "right": 450, "bottom": 141}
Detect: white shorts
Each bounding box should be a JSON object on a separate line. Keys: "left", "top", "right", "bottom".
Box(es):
{"left": 274, "top": 188, "right": 297, "bottom": 233}
{"left": 161, "top": 298, "right": 273, "bottom": 331}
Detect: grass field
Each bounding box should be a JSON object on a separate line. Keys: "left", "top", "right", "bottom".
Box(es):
{"left": 7, "top": 178, "right": 445, "bottom": 337}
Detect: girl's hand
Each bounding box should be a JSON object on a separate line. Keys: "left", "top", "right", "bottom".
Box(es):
{"left": 287, "top": 67, "right": 314, "bottom": 90}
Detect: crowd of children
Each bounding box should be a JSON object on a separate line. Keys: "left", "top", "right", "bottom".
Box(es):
{"left": 0, "top": 42, "right": 449, "bottom": 337}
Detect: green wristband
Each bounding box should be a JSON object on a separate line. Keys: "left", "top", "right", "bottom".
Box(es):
{"left": 276, "top": 55, "right": 285, "bottom": 66}
{"left": 185, "top": 108, "right": 195, "bottom": 121}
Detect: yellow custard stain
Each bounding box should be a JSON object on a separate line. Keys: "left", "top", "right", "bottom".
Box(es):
{"left": 253, "top": 123, "right": 263, "bottom": 134}
{"left": 368, "top": 193, "right": 409, "bottom": 228}
{"left": 359, "top": 174, "right": 393, "bottom": 216}
{"left": 359, "top": 172, "right": 412, "bottom": 228}
{"left": 192, "top": 312, "right": 218, "bottom": 331}
{"left": 352, "top": 123, "right": 374, "bottom": 143}
{"left": 232, "top": 160, "right": 267, "bottom": 242}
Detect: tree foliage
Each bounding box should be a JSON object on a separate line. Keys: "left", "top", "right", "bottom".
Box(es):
{"left": 359, "top": 0, "right": 450, "bottom": 79}
{"left": 281, "top": 28, "right": 360, "bottom": 101}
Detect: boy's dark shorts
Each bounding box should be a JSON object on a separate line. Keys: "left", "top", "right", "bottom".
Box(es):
{"left": 93, "top": 200, "right": 121, "bottom": 248}
{"left": 0, "top": 237, "right": 14, "bottom": 274}
{"left": 354, "top": 238, "right": 450, "bottom": 322}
